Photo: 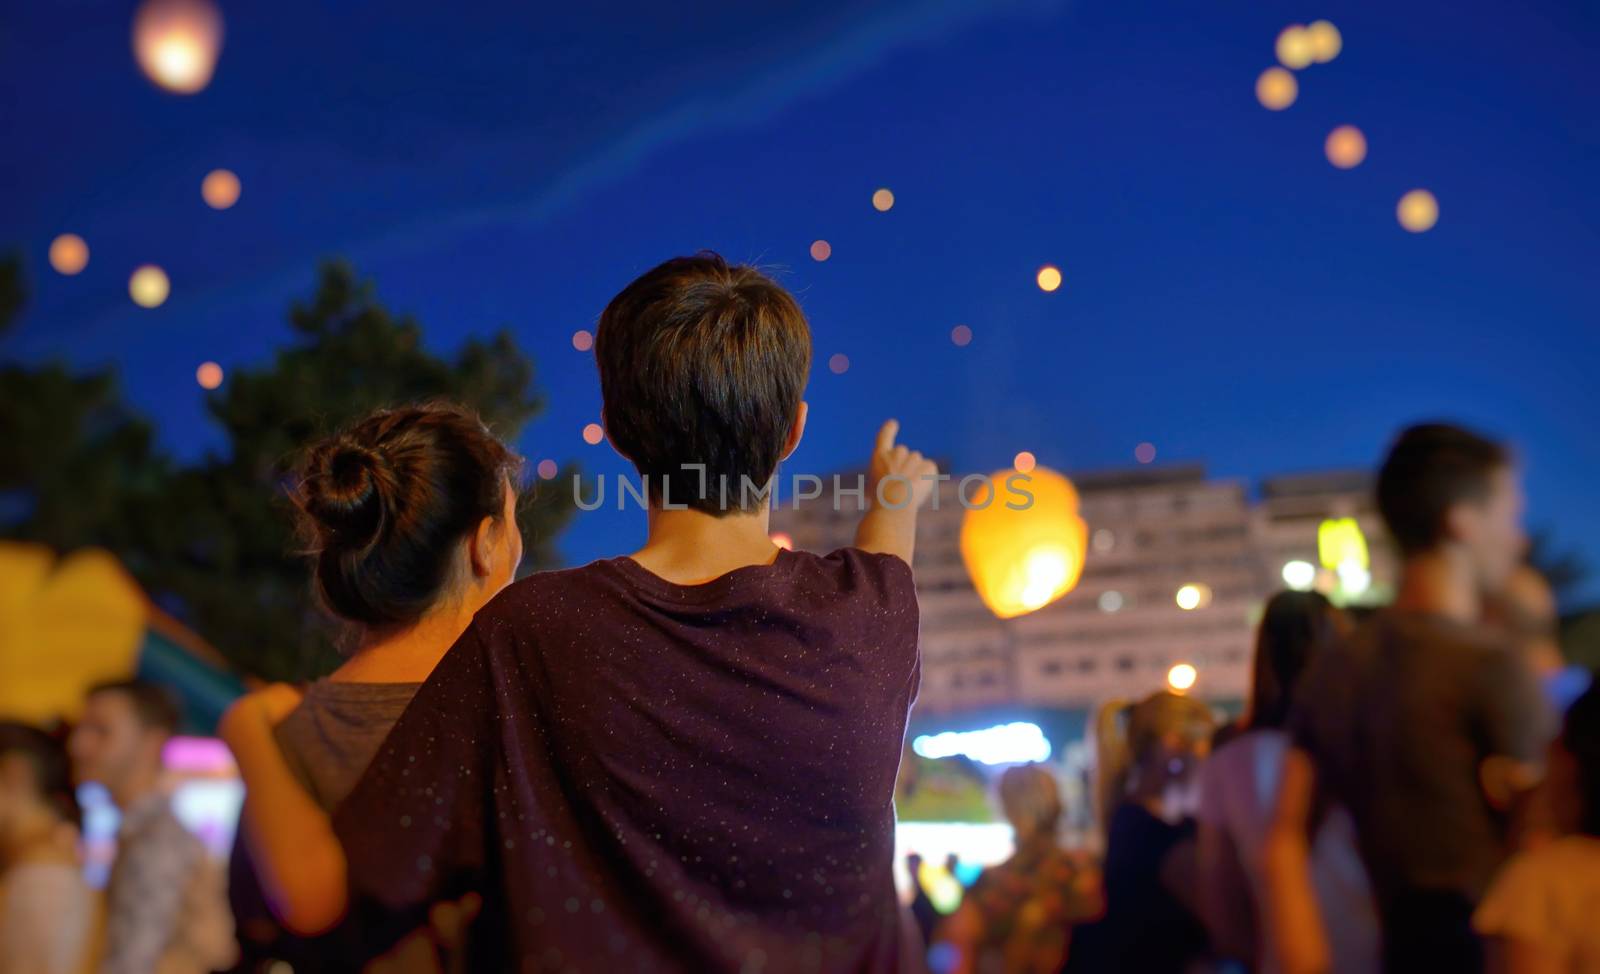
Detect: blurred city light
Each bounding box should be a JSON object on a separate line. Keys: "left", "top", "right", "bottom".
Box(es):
{"left": 1167, "top": 662, "right": 1198, "bottom": 692}
{"left": 1337, "top": 560, "right": 1372, "bottom": 597}
{"left": 201, "top": 168, "right": 240, "bottom": 209}
{"left": 828, "top": 353, "right": 850, "bottom": 374}
{"left": 1013, "top": 451, "right": 1036, "bottom": 474}
{"left": 1397, "top": 189, "right": 1439, "bottom": 232}
{"left": 912, "top": 722, "right": 1051, "bottom": 765}
{"left": 1325, "top": 126, "right": 1367, "bottom": 169}
{"left": 810, "top": 239, "right": 832, "bottom": 261}
{"left": 128, "top": 265, "right": 170, "bottom": 308}
{"left": 1282, "top": 559, "right": 1316, "bottom": 591}
{"left": 1318, "top": 518, "right": 1370, "bottom": 573}
{"left": 1175, "top": 583, "right": 1211, "bottom": 611}
{"left": 960, "top": 466, "right": 1087, "bottom": 619}
{"left": 132, "top": 0, "right": 224, "bottom": 95}
{"left": 572, "top": 329, "right": 593, "bottom": 352}
{"left": 195, "top": 361, "right": 223, "bottom": 389}
{"left": 872, "top": 188, "right": 895, "bottom": 212}
{"left": 1307, "top": 20, "right": 1343, "bottom": 63}
{"left": 950, "top": 324, "right": 972, "bottom": 347}
{"left": 1098, "top": 590, "right": 1124, "bottom": 613}
{"left": 581, "top": 423, "right": 604, "bottom": 445}
{"left": 1256, "top": 67, "right": 1298, "bottom": 110}
{"left": 1036, "top": 265, "right": 1062, "bottom": 292}
{"left": 1275, "top": 25, "right": 1315, "bottom": 70}
{"left": 48, "top": 234, "right": 89, "bottom": 275}
{"left": 1092, "top": 528, "right": 1115, "bottom": 553}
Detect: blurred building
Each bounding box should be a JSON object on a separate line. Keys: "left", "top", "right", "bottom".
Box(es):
{"left": 771, "top": 464, "right": 1392, "bottom": 717}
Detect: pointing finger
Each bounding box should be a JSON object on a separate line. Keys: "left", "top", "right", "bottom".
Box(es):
{"left": 875, "top": 419, "right": 900, "bottom": 454}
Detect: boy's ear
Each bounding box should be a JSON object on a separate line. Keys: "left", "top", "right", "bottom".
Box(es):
{"left": 780, "top": 401, "right": 808, "bottom": 462}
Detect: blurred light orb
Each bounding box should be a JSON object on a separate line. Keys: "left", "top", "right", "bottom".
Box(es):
{"left": 48, "top": 234, "right": 89, "bottom": 275}
{"left": 1098, "top": 590, "right": 1124, "bottom": 613}
{"left": 128, "top": 265, "right": 170, "bottom": 308}
{"left": 951, "top": 324, "right": 972, "bottom": 347}
{"left": 1282, "top": 559, "right": 1317, "bottom": 591}
{"left": 1036, "top": 265, "right": 1062, "bottom": 292}
{"left": 960, "top": 466, "right": 1088, "bottom": 619}
{"left": 1176, "top": 583, "right": 1211, "bottom": 611}
{"left": 1013, "top": 451, "right": 1036, "bottom": 474}
{"left": 770, "top": 532, "right": 794, "bottom": 551}
{"left": 1167, "top": 662, "right": 1198, "bottom": 692}
{"left": 872, "top": 188, "right": 895, "bottom": 212}
{"left": 1135, "top": 442, "right": 1156, "bottom": 464}
{"left": 536, "top": 459, "right": 558, "bottom": 480}
{"left": 201, "top": 168, "right": 240, "bottom": 208}
{"left": 195, "top": 361, "right": 223, "bottom": 389}
{"left": 1307, "top": 20, "right": 1343, "bottom": 63}
{"left": 1275, "top": 25, "right": 1314, "bottom": 70}
{"left": 1325, "top": 126, "right": 1367, "bottom": 169}
{"left": 810, "top": 239, "right": 832, "bottom": 261}
{"left": 1092, "top": 528, "right": 1115, "bottom": 553}
{"left": 572, "top": 329, "right": 593, "bottom": 352}
{"left": 581, "top": 423, "right": 604, "bottom": 445}
{"left": 828, "top": 353, "right": 850, "bottom": 374}
{"left": 132, "top": 0, "right": 224, "bottom": 95}
{"left": 1397, "top": 190, "right": 1439, "bottom": 233}
{"left": 1256, "top": 67, "right": 1298, "bottom": 110}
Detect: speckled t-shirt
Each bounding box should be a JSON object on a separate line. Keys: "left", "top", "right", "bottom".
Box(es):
{"left": 333, "top": 547, "right": 923, "bottom": 973}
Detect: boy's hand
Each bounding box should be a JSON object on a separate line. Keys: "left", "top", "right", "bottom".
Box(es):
{"left": 868, "top": 419, "right": 938, "bottom": 511}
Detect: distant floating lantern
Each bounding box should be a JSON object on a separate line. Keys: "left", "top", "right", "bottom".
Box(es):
{"left": 1036, "top": 265, "right": 1062, "bottom": 292}
{"left": 572, "top": 329, "right": 593, "bottom": 352}
{"left": 581, "top": 423, "right": 604, "bottom": 445}
{"left": 1256, "top": 67, "right": 1298, "bottom": 110}
{"left": 1134, "top": 442, "right": 1156, "bottom": 464}
{"left": 1167, "top": 662, "right": 1198, "bottom": 692}
{"left": 195, "top": 361, "right": 223, "bottom": 389}
{"left": 828, "top": 353, "right": 849, "bottom": 374}
{"left": 132, "top": 0, "right": 224, "bottom": 95}
{"left": 871, "top": 189, "right": 894, "bottom": 212}
{"left": 1397, "top": 189, "right": 1439, "bottom": 233}
{"left": 536, "top": 459, "right": 558, "bottom": 480}
{"left": 128, "top": 265, "right": 170, "bottom": 308}
{"left": 1013, "top": 451, "right": 1036, "bottom": 474}
{"left": 810, "top": 240, "right": 832, "bottom": 261}
{"left": 48, "top": 234, "right": 89, "bottom": 276}
{"left": 201, "top": 168, "right": 240, "bottom": 208}
{"left": 1275, "top": 25, "right": 1314, "bottom": 70}
{"left": 960, "top": 465, "right": 1088, "bottom": 619}
{"left": 1325, "top": 126, "right": 1367, "bottom": 169}
{"left": 951, "top": 324, "right": 972, "bottom": 347}
{"left": 1306, "top": 20, "right": 1342, "bottom": 63}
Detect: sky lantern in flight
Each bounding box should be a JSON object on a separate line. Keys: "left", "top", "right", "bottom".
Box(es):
{"left": 132, "top": 0, "right": 224, "bottom": 95}
{"left": 960, "top": 465, "right": 1087, "bottom": 619}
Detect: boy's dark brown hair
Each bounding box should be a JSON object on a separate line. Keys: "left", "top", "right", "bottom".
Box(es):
{"left": 595, "top": 253, "right": 811, "bottom": 514}
{"left": 1376, "top": 422, "right": 1510, "bottom": 555}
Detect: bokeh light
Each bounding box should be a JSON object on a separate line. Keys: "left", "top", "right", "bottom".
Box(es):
{"left": 1307, "top": 20, "right": 1343, "bottom": 63}
{"left": 201, "top": 168, "right": 240, "bottom": 208}
{"left": 1397, "top": 190, "right": 1439, "bottom": 233}
{"left": 1036, "top": 265, "right": 1062, "bottom": 292}
{"left": 871, "top": 188, "right": 894, "bottom": 212}
{"left": 950, "top": 324, "right": 972, "bottom": 347}
{"left": 1275, "top": 25, "right": 1314, "bottom": 70}
{"left": 128, "top": 265, "right": 170, "bottom": 308}
{"left": 1013, "top": 451, "right": 1036, "bottom": 473}
{"left": 1098, "top": 590, "right": 1124, "bottom": 613}
{"left": 581, "top": 423, "right": 604, "bottom": 445}
{"left": 1256, "top": 67, "right": 1298, "bottom": 110}
{"left": 810, "top": 239, "right": 831, "bottom": 261}
{"left": 1282, "top": 560, "right": 1317, "bottom": 590}
{"left": 48, "top": 234, "right": 89, "bottom": 276}
{"left": 132, "top": 0, "right": 224, "bottom": 95}
{"left": 828, "top": 353, "right": 850, "bottom": 374}
{"left": 1167, "top": 662, "right": 1198, "bottom": 692}
{"left": 1092, "top": 528, "right": 1115, "bottom": 553}
{"left": 536, "top": 459, "right": 558, "bottom": 480}
{"left": 1325, "top": 126, "right": 1367, "bottom": 169}
{"left": 1134, "top": 442, "right": 1156, "bottom": 464}
{"left": 572, "top": 329, "right": 594, "bottom": 352}
{"left": 195, "top": 361, "right": 223, "bottom": 389}
{"left": 1175, "top": 583, "right": 1211, "bottom": 611}
{"left": 770, "top": 532, "right": 794, "bottom": 551}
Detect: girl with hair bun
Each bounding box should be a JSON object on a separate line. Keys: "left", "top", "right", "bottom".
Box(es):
{"left": 219, "top": 401, "right": 523, "bottom": 961}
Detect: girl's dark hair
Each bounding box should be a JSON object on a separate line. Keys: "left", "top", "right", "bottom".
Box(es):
{"left": 293, "top": 402, "right": 520, "bottom": 631}
{"left": 0, "top": 722, "right": 81, "bottom": 829}
{"left": 1564, "top": 677, "right": 1600, "bottom": 838}
{"left": 1247, "top": 590, "right": 1339, "bottom": 731}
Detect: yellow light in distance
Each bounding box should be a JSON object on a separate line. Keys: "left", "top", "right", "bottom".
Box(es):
{"left": 1317, "top": 518, "right": 1370, "bottom": 571}
{"left": 1307, "top": 20, "right": 1342, "bottom": 63}
{"left": 1325, "top": 126, "right": 1367, "bottom": 169}
{"left": 1256, "top": 67, "right": 1298, "bottom": 110}
{"left": 201, "top": 168, "right": 240, "bottom": 208}
{"left": 49, "top": 234, "right": 89, "bottom": 275}
{"left": 1036, "top": 265, "right": 1062, "bottom": 292}
{"left": 1397, "top": 190, "right": 1439, "bottom": 233}
{"left": 872, "top": 189, "right": 895, "bottom": 212}
{"left": 128, "top": 265, "right": 170, "bottom": 308}
{"left": 132, "top": 0, "right": 224, "bottom": 94}
{"left": 1167, "top": 662, "right": 1198, "bottom": 693}
{"left": 1276, "top": 25, "right": 1314, "bottom": 69}
{"left": 1176, "top": 583, "right": 1211, "bottom": 611}
{"left": 195, "top": 361, "right": 223, "bottom": 389}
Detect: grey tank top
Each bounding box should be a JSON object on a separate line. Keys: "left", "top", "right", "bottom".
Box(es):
{"left": 272, "top": 679, "right": 422, "bottom": 812}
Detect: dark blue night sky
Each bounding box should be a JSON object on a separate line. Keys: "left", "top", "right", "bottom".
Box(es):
{"left": 4, "top": 0, "right": 1597, "bottom": 599}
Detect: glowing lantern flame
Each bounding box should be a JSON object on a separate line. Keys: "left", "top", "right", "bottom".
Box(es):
{"left": 960, "top": 466, "right": 1087, "bottom": 619}
{"left": 133, "top": 0, "right": 224, "bottom": 94}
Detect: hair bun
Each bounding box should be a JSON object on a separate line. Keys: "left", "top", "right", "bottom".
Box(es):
{"left": 301, "top": 440, "right": 394, "bottom": 549}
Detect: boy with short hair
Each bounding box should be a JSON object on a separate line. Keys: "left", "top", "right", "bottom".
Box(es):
{"left": 332, "top": 253, "right": 937, "bottom": 971}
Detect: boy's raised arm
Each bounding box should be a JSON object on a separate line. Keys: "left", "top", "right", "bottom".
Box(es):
{"left": 855, "top": 418, "right": 938, "bottom": 566}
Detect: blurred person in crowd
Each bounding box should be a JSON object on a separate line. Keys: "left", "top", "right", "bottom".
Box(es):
{"left": 1067, "top": 691, "right": 1215, "bottom": 973}
{"left": 70, "top": 680, "right": 237, "bottom": 974}
{"left": 1487, "top": 565, "right": 1567, "bottom": 681}
{"left": 219, "top": 401, "right": 522, "bottom": 968}
{"left": 1265, "top": 424, "right": 1555, "bottom": 974}
{"left": 0, "top": 722, "right": 94, "bottom": 974}
{"left": 905, "top": 853, "right": 941, "bottom": 949}
{"left": 1474, "top": 676, "right": 1600, "bottom": 972}
{"left": 935, "top": 764, "right": 1102, "bottom": 974}
{"left": 1197, "top": 591, "right": 1378, "bottom": 973}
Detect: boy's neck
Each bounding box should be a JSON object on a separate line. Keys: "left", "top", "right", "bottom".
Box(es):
{"left": 1393, "top": 548, "right": 1481, "bottom": 625}
{"left": 631, "top": 505, "right": 780, "bottom": 586}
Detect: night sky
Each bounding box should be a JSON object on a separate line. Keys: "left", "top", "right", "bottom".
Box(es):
{"left": 5, "top": 0, "right": 1598, "bottom": 601}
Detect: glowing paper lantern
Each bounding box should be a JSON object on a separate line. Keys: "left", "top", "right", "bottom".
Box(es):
{"left": 129, "top": 265, "right": 170, "bottom": 308}
{"left": 581, "top": 423, "right": 604, "bottom": 445}
{"left": 1167, "top": 663, "right": 1198, "bottom": 692}
{"left": 872, "top": 189, "right": 895, "bottom": 212}
{"left": 572, "top": 329, "right": 593, "bottom": 352}
{"left": 1275, "top": 25, "right": 1314, "bottom": 70}
{"left": 1397, "top": 190, "right": 1439, "bottom": 233}
{"left": 49, "top": 234, "right": 89, "bottom": 275}
{"left": 1036, "top": 265, "right": 1062, "bottom": 292}
{"left": 132, "top": 0, "right": 224, "bottom": 95}
{"left": 829, "top": 353, "right": 850, "bottom": 374}
{"left": 810, "top": 240, "right": 832, "bottom": 261}
{"left": 201, "top": 168, "right": 240, "bottom": 208}
{"left": 1135, "top": 442, "right": 1156, "bottom": 464}
{"left": 1013, "top": 451, "right": 1036, "bottom": 474}
{"left": 1256, "top": 67, "right": 1298, "bottom": 110}
{"left": 960, "top": 466, "right": 1087, "bottom": 619}
{"left": 950, "top": 325, "right": 972, "bottom": 347}
{"left": 536, "top": 459, "right": 558, "bottom": 480}
{"left": 195, "top": 361, "right": 223, "bottom": 389}
{"left": 1325, "top": 126, "right": 1367, "bottom": 169}
{"left": 1307, "top": 20, "right": 1342, "bottom": 63}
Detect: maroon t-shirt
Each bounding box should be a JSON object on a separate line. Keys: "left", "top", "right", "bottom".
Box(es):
{"left": 333, "top": 547, "right": 922, "bottom": 972}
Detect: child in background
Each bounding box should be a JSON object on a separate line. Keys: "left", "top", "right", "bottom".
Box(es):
{"left": 1474, "top": 678, "right": 1600, "bottom": 973}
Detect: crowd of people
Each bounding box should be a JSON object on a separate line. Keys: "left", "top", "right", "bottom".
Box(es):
{"left": 0, "top": 253, "right": 1594, "bottom": 972}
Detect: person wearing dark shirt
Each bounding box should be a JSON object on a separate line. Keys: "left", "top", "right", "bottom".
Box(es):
{"left": 1265, "top": 424, "right": 1555, "bottom": 974}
